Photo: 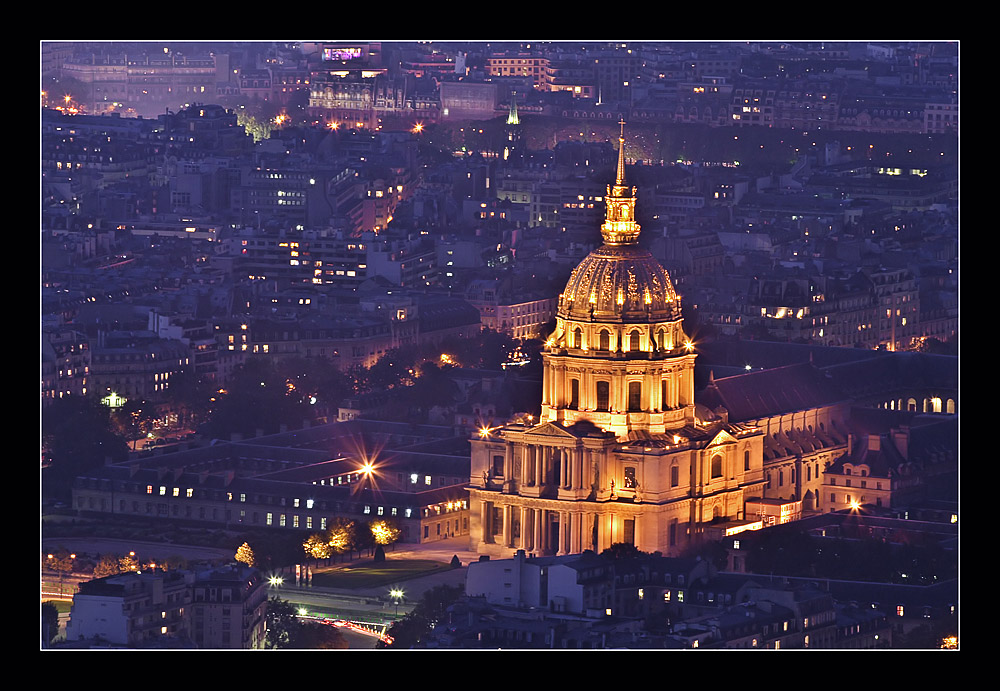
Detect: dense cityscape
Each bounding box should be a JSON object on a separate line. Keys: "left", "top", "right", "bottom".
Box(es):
{"left": 41, "top": 40, "right": 958, "bottom": 650}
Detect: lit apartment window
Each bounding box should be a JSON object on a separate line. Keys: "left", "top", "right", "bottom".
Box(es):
{"left": 186, "top": 488, "right": 193, "bottom": 498}
{"left": 159, "top": 486, "right": 166, "bottom": 496}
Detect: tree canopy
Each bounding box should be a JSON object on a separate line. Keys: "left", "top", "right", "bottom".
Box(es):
{"left": 201, "top": 357, "right": 313, "bottom": 439}
{"left": 42, "top": 395, "right": 129, "bottom": 500}
{"left": 379, "top": 584, "right": 461, "bottom": 649}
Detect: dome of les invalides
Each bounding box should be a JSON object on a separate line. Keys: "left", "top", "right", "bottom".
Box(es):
{"left": 556, "top": 122, "right": 681, "bottom": 324}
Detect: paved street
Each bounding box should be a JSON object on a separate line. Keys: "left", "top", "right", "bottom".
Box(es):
{"left": 42, "top": 537, "right": 234, "bottom": 565}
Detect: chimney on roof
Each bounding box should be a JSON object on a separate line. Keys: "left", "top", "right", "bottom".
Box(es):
{"left": 868, "top": 435, "right": 881, "bottom": 452}
{"left": 891, "top": 427, "right": 909, "bottom": 460}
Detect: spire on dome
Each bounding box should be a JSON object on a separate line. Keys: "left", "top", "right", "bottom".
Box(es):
{"left": 600, "top": 120, "right": 641, "bottom": 246}
{"left": 615, "top": 118, "right": 627, "bottom": 186}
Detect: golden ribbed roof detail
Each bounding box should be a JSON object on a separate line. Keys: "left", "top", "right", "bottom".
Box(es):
{"left": 558, "top": 244, "right": 681, "bottom": 323}
{"left": 557, "top": 121, "right": 681, "bottom": 324}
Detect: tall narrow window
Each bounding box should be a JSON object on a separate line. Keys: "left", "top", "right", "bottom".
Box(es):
{"left": 599, "top": 329, "right": 610, "bottom": 351}
{"left": 661, "top": 378, "right": 668, "bottom": 410}
{"left": 596, "top": 381, "right": 610, "bottom": 412}
{"left": 630, "top": 330, "right": 640, "bottom": 352}
{"left": 711, "top": 455, "right": 723, "bottom": 478}
{"left": 573, "top": 327, "right": 582, "bottom": 349}
{"left": 570, "top": 378, "right": 580, "bottom": 409}
{"left": 744, "top": 450, "right": 751, "bottom": 471}
{"left": 628, "top": 381, "right": 642, "bottom": 412}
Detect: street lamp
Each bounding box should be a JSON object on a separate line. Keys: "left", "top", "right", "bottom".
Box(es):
{"left": 47, "top": 552, "right": 76, "bottom": 597}
{"left": 389, "top": 588, "right": 404, "bottom": 617}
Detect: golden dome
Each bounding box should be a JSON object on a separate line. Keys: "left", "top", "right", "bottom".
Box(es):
{"left": 558, "top": 244, "right": 681, "bottom": 323}
{"left": 557, "top": 121, "right": 681, "bottom": 324}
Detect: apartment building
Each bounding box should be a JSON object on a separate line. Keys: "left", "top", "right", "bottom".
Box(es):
{"left": 65, "top": 570, "right": 193, "bottom": 647}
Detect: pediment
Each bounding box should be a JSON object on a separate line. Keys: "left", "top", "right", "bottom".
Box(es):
{"left": 707, "top": 429, "right": 739, "bottom": 448}
{"left": 524, "top": 421, "right": 582, "bottom": 439}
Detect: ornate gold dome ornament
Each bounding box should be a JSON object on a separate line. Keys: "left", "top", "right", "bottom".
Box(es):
{"left": 601, "top": 119, "right": 642, "bottom": 246}
{"left": 556, "top": 121, "right": 682, "bottom": 325}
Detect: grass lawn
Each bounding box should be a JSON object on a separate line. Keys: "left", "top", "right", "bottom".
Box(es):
{"left": 310, "top": 559, "right": 451, "bottom": 590}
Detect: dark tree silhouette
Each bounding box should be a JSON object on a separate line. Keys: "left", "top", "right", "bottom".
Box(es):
{"left": 379, "top": 584, "right": 462, "bottom": 648}
{"left": 42, "top": 395, "right": 129, "bottom": 500}
{"left": 264, "top": 596, "right": 300, "bottom": 649}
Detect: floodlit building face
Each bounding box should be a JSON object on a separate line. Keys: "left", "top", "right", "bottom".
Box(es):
{"left": 469, "top": 125, "right": 766, "bottom": 558}
{"left": 66, "top": 570, "right": 193, "bottom": 647}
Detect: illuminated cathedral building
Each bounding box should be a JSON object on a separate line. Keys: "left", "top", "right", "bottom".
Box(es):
{"left": 469, "top": 124, "right": 767, "bottom": 558}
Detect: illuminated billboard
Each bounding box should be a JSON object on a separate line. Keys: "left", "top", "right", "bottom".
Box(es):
{"left": 324, "top": 46, "right": 364, "bottom": 62}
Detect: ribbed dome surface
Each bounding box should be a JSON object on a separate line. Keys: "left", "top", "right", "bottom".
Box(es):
{"left": 558, "top": 244, "right": 681, "bottom": 323}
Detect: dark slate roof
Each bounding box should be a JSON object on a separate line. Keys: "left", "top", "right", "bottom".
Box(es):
{"left": 416, "top": 296, "right": 481, "bottom": 333}
{"left": 761, "top": 423, "right": 848, "bottom": 462}
{"left": 699, "top": 361, "right": 849, "bottom": 422}
{"left": 831, "top": 410, "right": 958, "bottom": 477}
{"left": 76, "top": 462, "right": 467, "bottom": 510}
